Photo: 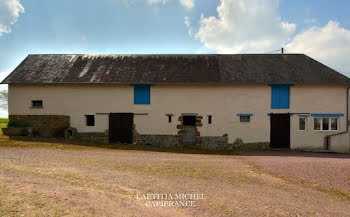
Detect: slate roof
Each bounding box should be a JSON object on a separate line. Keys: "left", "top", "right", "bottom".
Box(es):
{"left": 2, "top": 54, "right": 350, "bottom": 84}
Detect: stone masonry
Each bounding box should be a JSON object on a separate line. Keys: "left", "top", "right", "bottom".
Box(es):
{"left": 9, "top": 115, "right": 70, "bottom": 137}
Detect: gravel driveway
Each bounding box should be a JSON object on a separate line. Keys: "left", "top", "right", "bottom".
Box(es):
{"left": 240, "top": 151, "right": 350, "bottom": 193}
{"left": 1, "top": 136, "right": 350, "bottom": 216}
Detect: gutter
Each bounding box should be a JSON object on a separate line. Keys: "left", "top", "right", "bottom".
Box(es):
{"left": 325, "top": 87, "right": 350, "bottom": 150}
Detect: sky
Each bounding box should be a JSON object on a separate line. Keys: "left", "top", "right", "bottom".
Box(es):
{"left": 1, "top": 0, "right": 350, "bottom": 117}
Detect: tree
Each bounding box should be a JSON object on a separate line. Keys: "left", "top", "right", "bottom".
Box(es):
{"left": 0, "top": 90, "right": 8, "bottom": 110}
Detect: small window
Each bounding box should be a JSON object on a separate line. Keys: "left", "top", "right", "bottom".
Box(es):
{"left": 314, "top": 117, "right": 339, "bottom": 131}
{"left": 166, "top": 114, "right": 173, "bottom": 123}
{"left": 183, "top": 116, "right": 196, "bottom": 126}
{"left": 299, "top": 117, "right": 306, "bottom": 131}
{"left": 240, "top": 116, "right": 250, "bottom": 122}
{"left": 32, "top": 100, "right": 43, "bottom": 108}
{"left": 208, "top": 115, "right": 212, "bottom": 124}
{"left": 86, "top": 115, "right": 95, "bottom": 126}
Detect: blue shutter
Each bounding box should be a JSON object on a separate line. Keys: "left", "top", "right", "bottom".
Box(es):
{"left": 279, "top": 85, "right": 290, "bottom": 109}
{"left": 271, "top": 85, "right": 290, "bottom": 109}
{"left": 134, "top": 85, "right": 150, "bottom": 104}
{"left": 271, "top": 86, "right": 280, "bottom": 109}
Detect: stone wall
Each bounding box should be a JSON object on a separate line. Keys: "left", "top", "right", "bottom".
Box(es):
{"left": 76, "top": 131, "right": 109, "bottom": 143}
{"left": 136, "top": 135, "right": 179, "bottom": 148}
{"left": 200, "top": 135, "right": 230, "bottom": 150}
{"left": 134, "top": 134, "right": 268, "bottom": 150}
{"left": 9, "top": 115, "right": 70, "bottom": 137}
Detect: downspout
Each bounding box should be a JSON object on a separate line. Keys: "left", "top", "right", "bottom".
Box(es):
{"left": 325, "top": 87, "right": 350, "bottom": 150}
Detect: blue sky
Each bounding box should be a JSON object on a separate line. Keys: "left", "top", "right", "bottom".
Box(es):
{"left": 1, "top": 0, "right": 350, "bottom": 117}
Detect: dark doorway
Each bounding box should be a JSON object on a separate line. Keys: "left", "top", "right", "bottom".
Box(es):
{"left": 270, "top": 113, "right": 290, "bottom": 149}
{"left": 109, "top": 113, "right": 134, "bottom": 143}
{"left": 182, "top": 116, "right": 196, "bottom": 145}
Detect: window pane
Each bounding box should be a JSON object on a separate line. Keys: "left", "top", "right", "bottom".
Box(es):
{"left": 299, "top": 118, "right": 306, "bottom": 130}
{"left": 314, "top": 118, "right": 321, "bottom": 130}
{"left": 331, "top": 118, "right": 338, "bottom": 130}
{"left": 32, "top": 100, "right": 43, "bottom": 107}
{"left": 322, "top": 118, "right": 329, "bottom": 130}
{"left": 208, "top": 115, "right": 212, "bottom": 124}
{"left": 86, "top": 115, "right": 95, "bottom": 126}
{"left": 183, "top": 116, "right": 196, "bottom": 126}
{"left": 240, "top": 116, "right": 250, "bottom": 122}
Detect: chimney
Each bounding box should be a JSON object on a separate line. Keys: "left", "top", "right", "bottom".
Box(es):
{"left": 281, "top": 47, "right": 284, "bottom": 54}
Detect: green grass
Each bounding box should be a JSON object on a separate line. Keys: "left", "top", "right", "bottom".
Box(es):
{"left": 0, "top": 118, "right": 8, "bottom": 123}
{"left": 0, "top": 119, "right": 8, "bottom": 133}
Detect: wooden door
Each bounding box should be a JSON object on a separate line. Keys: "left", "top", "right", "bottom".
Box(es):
{"left": 109, "top": 113, "right": 134, "bottom": 143}
{"left": 270, "top": 113, "right": 290, "bottom": 149}
{"left": 182, "top": 116, "right": 196, "bottom": 144}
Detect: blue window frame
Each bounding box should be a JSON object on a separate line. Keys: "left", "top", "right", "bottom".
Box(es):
{"left": 271, "top": 85, "right": 290, "bottom": 109}
{"left": 311, "top": 114, "right": 344, "bottom": 117}
{"left": 134, "top": 84, "right": 151, "bottom": 105}
{"left": 236, "top": 114, "right": 253, "bottom": 117}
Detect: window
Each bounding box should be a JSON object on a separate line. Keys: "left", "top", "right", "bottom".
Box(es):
{"left": 271, "top": 85, "right": 290, "bottom": 109}
{"left": 166, "top": 114, "right": 173, "bottom": 123}
{"left": 134, "top": 84, "right": 150, "bottom": 105}
{"left": 240, "top": 116, "right": 250, "bottom": 122}
{"left": 331, "top": 118, "right": 338, "bottom": 131}
{"left": 322, "top": 118, "right": 329, "bottom": 131}
{"left": 208, "top": 115, "right": 212, "bottom": 124}
{"left": 183, "top": 116, "right": 196, "bottom": 126}
{"left": 314, "top": 117, "right": 338, "bottom": 131}
{"left": 314, "top": 118, "right": 321, "bottom": 130}
{"left": 237, "top": 114, "right": 252, "bottom": 122}
{"left": 86, "top": 115, "right": 95, "bottom": 126}
{"left": 32, "top": 100, "right": 43, "bottom": 108}
{"left": 299, "top": 117, "right": 306, "bottom": 131}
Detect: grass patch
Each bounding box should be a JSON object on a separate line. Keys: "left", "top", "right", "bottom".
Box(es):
{"left": 0, "top": 119, "right": 8, "bottom": 133}
{"left": 0, "top": 118, "right": 8, "bottom": 123}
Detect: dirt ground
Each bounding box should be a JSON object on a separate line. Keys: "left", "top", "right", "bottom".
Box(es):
{"left": 1, "top": 136, "right": 350, "bottom": 216}
{"left": 240, "top": 151, "right": 350, "bottom": 193}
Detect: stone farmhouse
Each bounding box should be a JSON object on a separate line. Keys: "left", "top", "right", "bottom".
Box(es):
{"left": 2, "top": 54, "right": 350, "bottom": 152}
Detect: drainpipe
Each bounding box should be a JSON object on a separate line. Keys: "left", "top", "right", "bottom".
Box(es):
{"left": 325, "top": 87, "right": 350, "bottom": 150}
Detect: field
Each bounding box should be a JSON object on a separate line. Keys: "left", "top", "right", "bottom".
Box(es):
{"left": 0, "top": 118, "right": 8, "bottom": 132}
{"left": 0, "top": 131, "right": 350, "bottom": 216}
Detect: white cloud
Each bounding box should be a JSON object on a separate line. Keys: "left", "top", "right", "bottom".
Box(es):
{"left": 0, "top": 109, "right": 8, "bottom": 118}
{"left": 286, "top": 21, "right": 350, "bottom": 76}
{"left": 0, "top": 0, "right": 24, "bottom": 37}
{"left": 147, "top": 0, "right": 168, "bottom": 5}
{"left": 179, "top": 0, "right": 194, "bottom": 10}
{"left": 0, "top": 70, "right": 11, "bottom": 83}
{"left": 0, "top": 71, "right": 9, "bottom": 118}
{"left": 0, "top": 70, "right": 10, "bottom": 92}
{"left": 193, "top": 0, "right": 296, "bottom": 53}
{"left": 184, "top": 16, "right": 193, "bottom": 37}
{"left": 147, "top": 0, "right": 194, "bottom": 10}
